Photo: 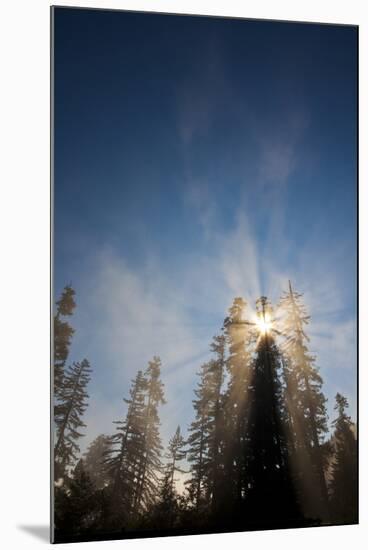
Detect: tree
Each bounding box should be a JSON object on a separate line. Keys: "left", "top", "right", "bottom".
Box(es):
{"left": 103, "top": 359, "right": 165, "bottom": 526}
{"left": 54, "top": 459, "right": 100, "bottom": 539}
{"left": 185, "top": 334, "right": 226, "bottom": 516}
{"left": 278, "top": 281, "right": 329, "bottom": 522}
{"left": 133, "top": 357, "right": 166, "bottom": 516}
{"left": 165, "top": 426, "right": 187, "bottom": 492}
{"left": 146, "top": 470, "right": 180, "bottom": 529}
{"left": 244, "top": 296, "right": 300, "bottom": 527}
{"left": 54, "top": 359, "right": 92, "bottom": 479}
{"left": 143, "top": 426, "right": 187, "bottom": 530}
{"left": 329, "top": 393, "right": 357, "bottom": 524}
{"left": 54, "top": 285, "right": 76, "bottom": 401}
{"left": 204, "top": 335, "right": 226, "bottom": 515}
{"left": 222, "top": 298, "right": 252, "bottom": 510}
{"left": 186, "top": 361, "right": 212, "bottom": 512}
{"left": 103, "top": 369, "right": 147, "bottom": 527}
{"left": 83, "top": 434, "right": 111, "bottom": 490}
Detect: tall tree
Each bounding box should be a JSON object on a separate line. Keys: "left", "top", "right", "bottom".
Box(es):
{"left": 329, "top": 393, "right": 357, "bottom": 524}
{"left": 278, "top": 281, "right": 329, "bottom": 521}
{"left": 222, "top": 298, "right": 252, "bottom": 509}
{"left": 144, "top": 426, "right": 187, "bottom": 530}
{"left": 204, "top": 335, "right": 226, "bottom": 515}
{"left": 83, "top": 434, "right": 111, "bottom": 490}
{"left": 103, "top": 369, "right": 147, "bottom": 526}
{"left": 164, "top": 426, "right": 187, "bottom": 492}
{"left": 54, "top": 285, "right": 76, "bottom": 401}
{"left": 245, "top": 296, "right": 300, "bottom": 526}
{"left": 133, "top": 357, "right": 166, "bottom": 516}
{"left": 186, "top": 334, "right": 226, "bottom": 514}
{"left": 54, "top": 359, "right": 92, "bottom": 478}
{"left": 186, "top": 361, "right": 212, "bottom": 511}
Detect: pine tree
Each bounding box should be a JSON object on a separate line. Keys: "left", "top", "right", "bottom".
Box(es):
{"left": 245, "top": 296, "right": 300, "bottom": 526}
{"left": 205, "top": 335, "right": 226, "bottom": 514}
{"left": 54, "top": 359, "right": 92, "bottom": 478}
{"left": 278, "top": 281, "right": 329, "bottom": 521}
{"left": 150, "top": 470, "right": 180, "bottom": 529}
{"left": 186, "top": 361, "right": 212, "bottom": 511}
{"left": 83, "top": 434, "right": 110, "bottom": 490}
{"left": 54, "top": 459, "right": 100, "bottom": 539}
{"left": 329, "top": 394, "right": 357, "bottom": 524}
{"left": 185, "top": 333, "right": 226, "bottom": 514}
{"left": 165, "top": 426, "right": 187, "bottom": 492}
{"left": 133, "top": 357, "right": 166, "bottom": 516}
{"left": 144, "top": 426, "right": 187, "bottom": 530}
{"left": 222, "top": 297, "right": 252, "bottom": 509}
{"left": 103, "top": 369, "right": 147, "bottom": 526}
{"left": 54, "top": 285, "right": 76, "bottom": 401}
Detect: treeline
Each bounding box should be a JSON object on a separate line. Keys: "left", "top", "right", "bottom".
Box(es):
{"left": 52, "top": 283, "right": 357, "bottom": 542}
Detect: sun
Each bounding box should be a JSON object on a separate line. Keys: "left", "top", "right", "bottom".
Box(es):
{"left": 256, "top": 316, "right": 272, "bottom": 334}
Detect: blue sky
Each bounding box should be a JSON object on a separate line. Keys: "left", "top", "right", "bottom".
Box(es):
{"left": 53, "top": 8, "right": 357, "bottom": 461}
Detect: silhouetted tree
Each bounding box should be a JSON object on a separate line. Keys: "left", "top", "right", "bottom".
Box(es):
{"left": 186, "top": 334, "right": 226, "bottom": 516}
{"left": 133, "top": 357, "right": 166, "bottom": 516}
{"left": 245, "top": 296, "right": 300, "bottom": 527}
{"left": 186, "top": 361, "right": 212, "bottom": 512}
{"left": 222, "top": 298, "right": 252, "bottom": 509}
{"left": 54, "top": 285, "right": 76, "bottom": 401}
{"left": 165, "top": 426, "right": 187, "bottom": 492}
{"left": 204, "top": 335, "right": 226, "bottom": 515}
{"left": 54, "top": 359, "right": 92, "bottom": 479}
{"left": 329, "top": 393, "right": 357, "bottom": 524}
{"left": 143, "top": 427, "right": 186, "bottom": 530}
{"left": 147, "top": 470, "right": 180, "bottom": 529}
{"left": 53, "top": 287, "right": 356, "bottom": 539}
{"left": 278, "top": 281, "right": 329, "bottom": 521}
{"left": 54, "top": 459, "right": 100, "bottom": 538}
{"left": 103, "top": 369, "right": 147, "bottom": 527}
{"left": 83, "top": 434, "right": 110, "bottom": 490}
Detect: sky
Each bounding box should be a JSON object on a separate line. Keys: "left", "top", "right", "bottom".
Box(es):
{"left": 53, "top": 7, "right": 357, "bottom": 471}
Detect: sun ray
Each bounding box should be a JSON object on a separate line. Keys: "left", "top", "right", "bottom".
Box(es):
{"left": 255, "top": 316, "right": 273, "bottom": 334}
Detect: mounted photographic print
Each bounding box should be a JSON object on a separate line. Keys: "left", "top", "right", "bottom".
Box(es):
{"left": 51, "top": 6, "right": 358, "bottom": 544}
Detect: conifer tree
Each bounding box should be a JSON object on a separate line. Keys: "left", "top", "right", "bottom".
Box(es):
{"left": 148, "top": 470, "right": 180, "bottom": 529}
{"left": 222, "top": 298, "right": 252, "bottom": 507}
{"left": 54, "top": 459, "right": 100, "bottom": 538}
{"left": 54, "top": 285, "right": 76, "bottom": 401}
{"left": 186, "top": 361, "right": 212, "bottom": 511}
{"left": 278, "top": 281, "right": 329, "bottom": 521}
{"left": 165, "top": 426, "right": 187, "bottom": 492}
{"left": 205, "top": 335, "right": 226, "bottom": 514}
{"left": 144, "top": 426, "right": 186, "bottom": 529}
{"left": 83, "top": 434, "right": 110, "bottom": 490}
{"left": 329, "top": 394, "right": 357, "bottom": 524}
{"left": 186, "top": 334, "right": 226, "bottom": 513}
{"left": 54, "top": 359, "right": 92, "bottom": 478}
{"left": 103, "top": 370, "right": 147, "bottom": 525}
{"left": 133, "top": 357, "right": 166, "bottom": 515}
{"left": 245, "top": 297, "right": 299, "bottom": 526}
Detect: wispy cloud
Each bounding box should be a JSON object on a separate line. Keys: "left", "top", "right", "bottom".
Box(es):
{"left": 184, "top": 181, "right": 217, "bottom": 241}
{"left": 76, "top": 211, "right": 355, "bottom": 458}
{"left": 70, "top": 166, "right": 355, "bottom": 459}
{"left": 76, "top": 249, "right": 212, "bottom": 452}
{"left": 259, "top": 141, "right": 296, "bottom": 184}
{"left": 175, "top": 38, "right": 230, "bottom": 145}
{"left": 256, "top": 109, "right": 309, "bottom": 186}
